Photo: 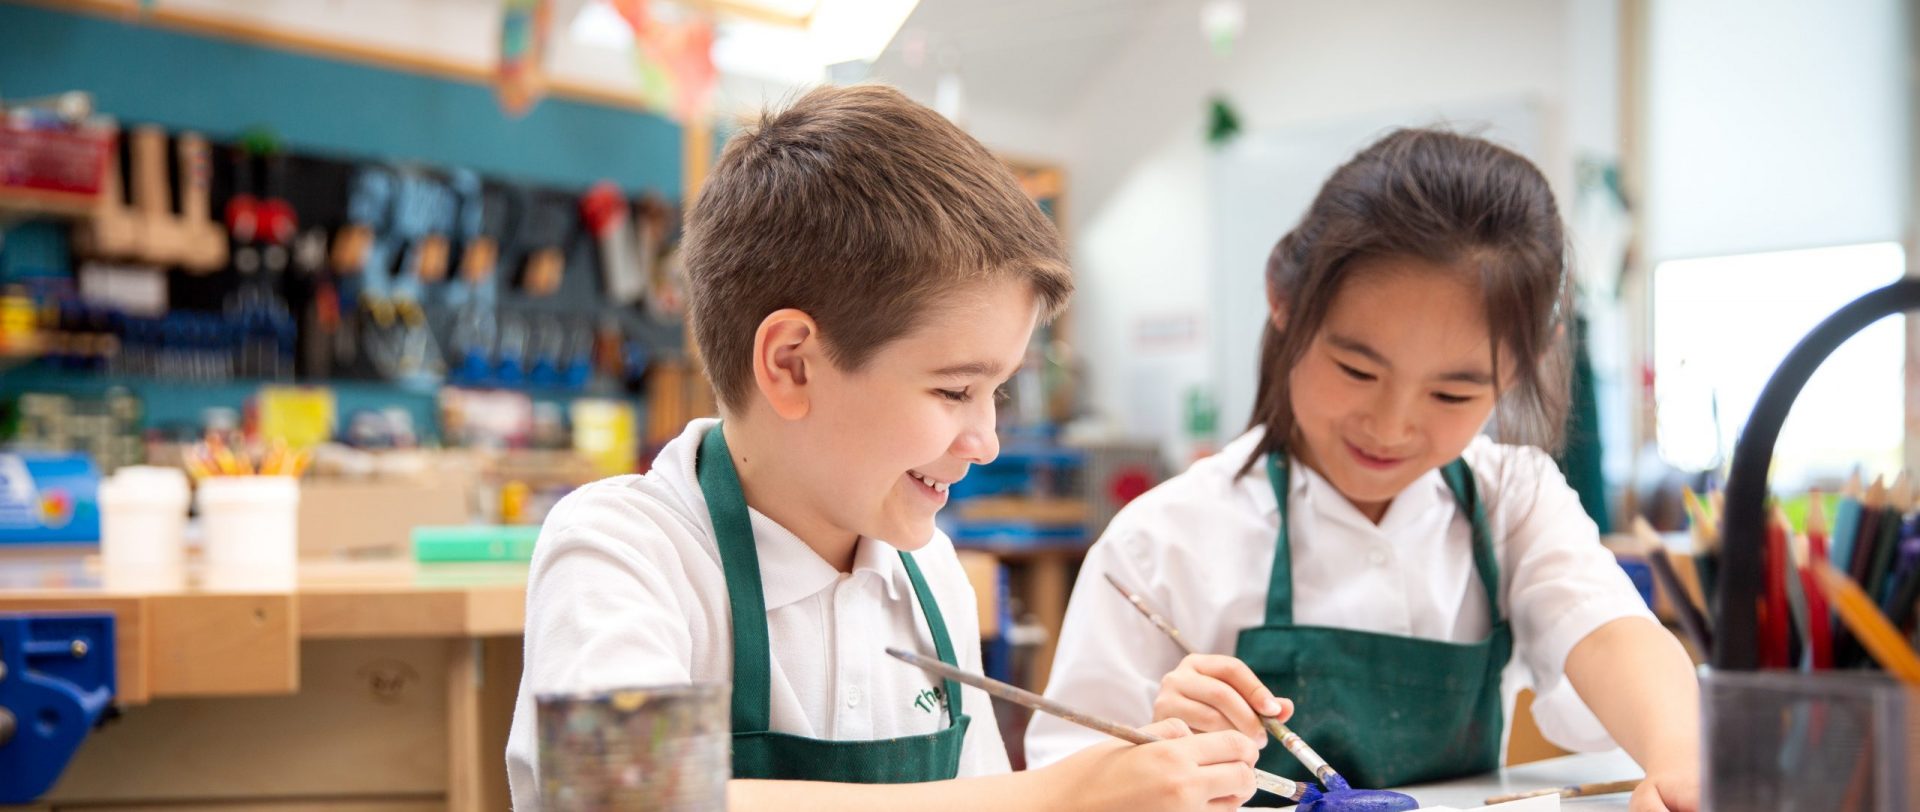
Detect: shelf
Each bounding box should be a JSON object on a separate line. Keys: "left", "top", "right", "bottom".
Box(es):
{"left": 0, "top": 185, "right": 99, "bottom": 219}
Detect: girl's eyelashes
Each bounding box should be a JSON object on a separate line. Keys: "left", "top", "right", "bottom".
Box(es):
{"left": 1432, "top": 392, "right": 1474, "bottom": 405}
{"left": 1335, "top": 361, "right": 1377, "bottom": 382}
{"left": 993, "top": 385, "right": 1012, "bottom": 405}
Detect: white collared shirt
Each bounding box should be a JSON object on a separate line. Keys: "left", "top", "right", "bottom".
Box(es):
{"left": 506, "top": 418, "right": 1008, "bottom": 809}
{"left": 1025, "top": 428, "right": 1654, "bottom": 769}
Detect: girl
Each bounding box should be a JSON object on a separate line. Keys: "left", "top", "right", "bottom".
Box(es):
{"left": 1027, "top": 129, "right": 1700, "bottom": 812}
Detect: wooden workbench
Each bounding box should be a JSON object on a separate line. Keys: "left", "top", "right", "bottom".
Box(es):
{"left": 0, "top": 556, "right": 527, "bottom": 811}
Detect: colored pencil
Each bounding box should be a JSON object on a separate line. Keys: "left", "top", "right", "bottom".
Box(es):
{"left": 1831, "top": 471, "right": 1864, "bottom": 572}
{"left": 884, "top": 647, "right": 1323, "bottom": 803}
{"left": 1102, "top": 573, "right": 1351, "bottom": 791}
{"left": 1777, "top": 506, "right": 1813, "bottom": 668}
{"left": 1763, "top": 509, "right": 1792, "bottom": 668}
{"left": 1798, "top": 560, "right": 1920, "bottom": 685}
{"left": 1838, "top": 478, "right": 1888, "bottom": 667}
{"left": 1804, "top": 496, "right": 1835, "bottom": 669}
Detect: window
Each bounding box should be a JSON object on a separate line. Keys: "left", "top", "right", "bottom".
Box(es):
{"left": 1653, "top": 242, "right": 1906, "bottom": 489}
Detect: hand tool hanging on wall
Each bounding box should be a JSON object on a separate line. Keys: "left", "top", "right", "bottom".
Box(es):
{"left": 172, "top": 133, "right": 227, "bottom": 272}
{"left": 580, "top": 182, "right": 646, "bottom": 305}
{"left": 70, "top": 123, "right": 139, "bottom": 259}
{"left": 363, "top": 170, "right": 451, "bottom": 384}
{"left": 332, "top": 166, "right": 397, "bottom": 376}
{"left": 445, "top": 169, "right": 504, "bottom": 385}
{"left": 511, "top": 186, "right": 573, "bottom": 298}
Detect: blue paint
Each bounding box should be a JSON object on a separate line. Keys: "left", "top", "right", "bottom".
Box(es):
{"left": 1298, "top": 788, "right": 1419, "bottom": 812}
{"left": 0, "top": 3, "right": 682, "bottom": 196}
{"left": 1326, "top": 774, "right": 1353, "bottom": 792}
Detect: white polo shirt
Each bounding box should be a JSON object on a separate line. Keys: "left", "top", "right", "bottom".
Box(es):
{"left": 507, "top": 418, "right": 1008, "bottom": 809}
{"left": 1026, "top": 428, "right": 1654, "bottom": 769}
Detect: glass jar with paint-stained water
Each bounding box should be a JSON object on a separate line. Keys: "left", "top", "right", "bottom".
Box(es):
{"left": 538, "top": 683, "right": 728, "bottom": 811}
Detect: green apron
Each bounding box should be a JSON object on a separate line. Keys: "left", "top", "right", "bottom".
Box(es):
{"left": 1236, "top": 454, "right": 1511, "bottom": 800}
{"left": 698, "top": 424, "right": 970, "bottom": 783}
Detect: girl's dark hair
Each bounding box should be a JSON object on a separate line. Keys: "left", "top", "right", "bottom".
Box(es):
{"left": 1241, "top": 127, "right": 1572, "bottom": 476}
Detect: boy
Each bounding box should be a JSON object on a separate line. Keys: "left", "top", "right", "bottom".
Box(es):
{"left": 506, "top": 85, "right": 1260, "bottom": 811}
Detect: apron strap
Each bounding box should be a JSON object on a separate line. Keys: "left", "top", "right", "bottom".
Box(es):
{"left": 899, "top": 551, "right": 964, "bottom": 727}
{"left": 699, "top": 422, "right": 968, "bottom": 734}
{"left": 1438, "top": 458, "right": 1504, "bottom": 623}
{"left": 1263, "top": 453, "right": 1298, "bottom": 626}
{"left": 1261, "top": 452, "right": 1503, "bottom": 626}
{"left": 698, "top": 423, "right": 775, "bottom": 734}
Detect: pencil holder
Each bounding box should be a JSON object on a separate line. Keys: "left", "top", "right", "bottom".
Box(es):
{"left": 537, "top": 682, "right": 728, "bottom": 811}
{"left": 1701, "top": 669, "right": 1919, "bottom": 810}
{"left": 1709, "top": 278, "right": 1920, "bottom": 810}
{"left": 197, "top": 475, "right": 300, "bottom": 591}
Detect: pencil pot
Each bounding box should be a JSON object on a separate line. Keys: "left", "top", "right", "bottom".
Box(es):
{"left": 1708, "top": 279, "right": 1920, "bottom": 809}
{"left": 537, "top": 683, "right": 728, "bottom": 812}
{"left": 197, "top": 475, "right": 300, "bottom": 591}
{"left": 1701, "top": 670, "right": 1919, "bottom": 810}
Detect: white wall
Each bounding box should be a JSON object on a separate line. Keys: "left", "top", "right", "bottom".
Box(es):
{"left": 1036, "top": 0, "right": 1617, "bottom": 462}
{"left": 1645, "top": 0, "right": 1908, "bottom": 262}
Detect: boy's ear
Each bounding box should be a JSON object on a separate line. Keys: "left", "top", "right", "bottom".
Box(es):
{"left": 752, "top": 308, "right": 819, "bottom": 421}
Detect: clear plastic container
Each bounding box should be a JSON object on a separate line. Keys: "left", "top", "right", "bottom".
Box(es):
{"left": 97, "top": 465, "right": 190, "bottom": 591}
{"left": 1702, "top": 669, "right": 1920, "bottom": 810}
{"left": 197, "top": 475, "right": 300, "bottom": 592}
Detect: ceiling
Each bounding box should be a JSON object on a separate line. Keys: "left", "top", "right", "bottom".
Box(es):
{"left": 869, "top": 0, "right": 1165, "bottom": 116}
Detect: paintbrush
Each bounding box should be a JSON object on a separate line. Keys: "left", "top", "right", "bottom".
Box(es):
{"left": 1484, "top": 778, "right": 1641, "bottom": 804}
{"left": 884, "top": 647, "right": 1322, "bottom": 804}
{"left": 1103, "top": 573, "right": 1355, "bottom": 791}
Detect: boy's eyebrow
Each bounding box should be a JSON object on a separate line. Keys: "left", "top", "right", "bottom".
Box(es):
{"left": 1326, "top": 334, "right": 1493, "bottom": 386}
{"left": 931, "top": 361, "right": 1005, "bottom": 379}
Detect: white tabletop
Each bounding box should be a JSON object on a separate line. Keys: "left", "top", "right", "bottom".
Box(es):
{"left": 1392, "top": 750, "right": 1642, "bottom": 810}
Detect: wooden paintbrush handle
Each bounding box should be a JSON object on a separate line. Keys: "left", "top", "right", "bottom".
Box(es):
{"left": 884, "top": 647, "right": 1312, "bottom": 802}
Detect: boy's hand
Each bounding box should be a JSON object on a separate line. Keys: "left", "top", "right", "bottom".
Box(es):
{"left": 1630, "top": 769, "right": 1699, "bottom": 812}
{"left": 1152, "top": 654, "right": 1293, "bottom": 746}
{"left": 1043, "top": 718, "right": 1260, "bottom": 812}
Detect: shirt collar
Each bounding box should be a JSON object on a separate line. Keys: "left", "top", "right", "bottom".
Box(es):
{"left": 749, "top": 511, "right": 905, "bottom": 609}
{"left": 664, "top": 419, "right": 905, "bottom": 610}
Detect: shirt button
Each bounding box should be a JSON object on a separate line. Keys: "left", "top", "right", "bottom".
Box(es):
{"left": 1369, "top": 549, "right": 1388, "bottom": 566}
{"left": 845, "top": 686, "right": 863, "bottom": 708}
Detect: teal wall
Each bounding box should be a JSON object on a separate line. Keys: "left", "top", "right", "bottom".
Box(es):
{"left": 0, "top": 2, "right": 682, "bottom": 195}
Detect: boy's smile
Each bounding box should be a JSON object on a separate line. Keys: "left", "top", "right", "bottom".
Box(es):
{"left": 733, "top": 277, "right": 1042, "bottom": 570}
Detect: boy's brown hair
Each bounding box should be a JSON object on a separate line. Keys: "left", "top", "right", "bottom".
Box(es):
{"left": 684, "top": 84, "right": 1073, "bottom": 412}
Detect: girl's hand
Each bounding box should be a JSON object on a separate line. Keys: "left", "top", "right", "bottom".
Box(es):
{"left": 1629, "top": 770, "right": 1700, "bottom": 812}
{"left": 1151, "top": 654, "right": 1294, "bottom": 746}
